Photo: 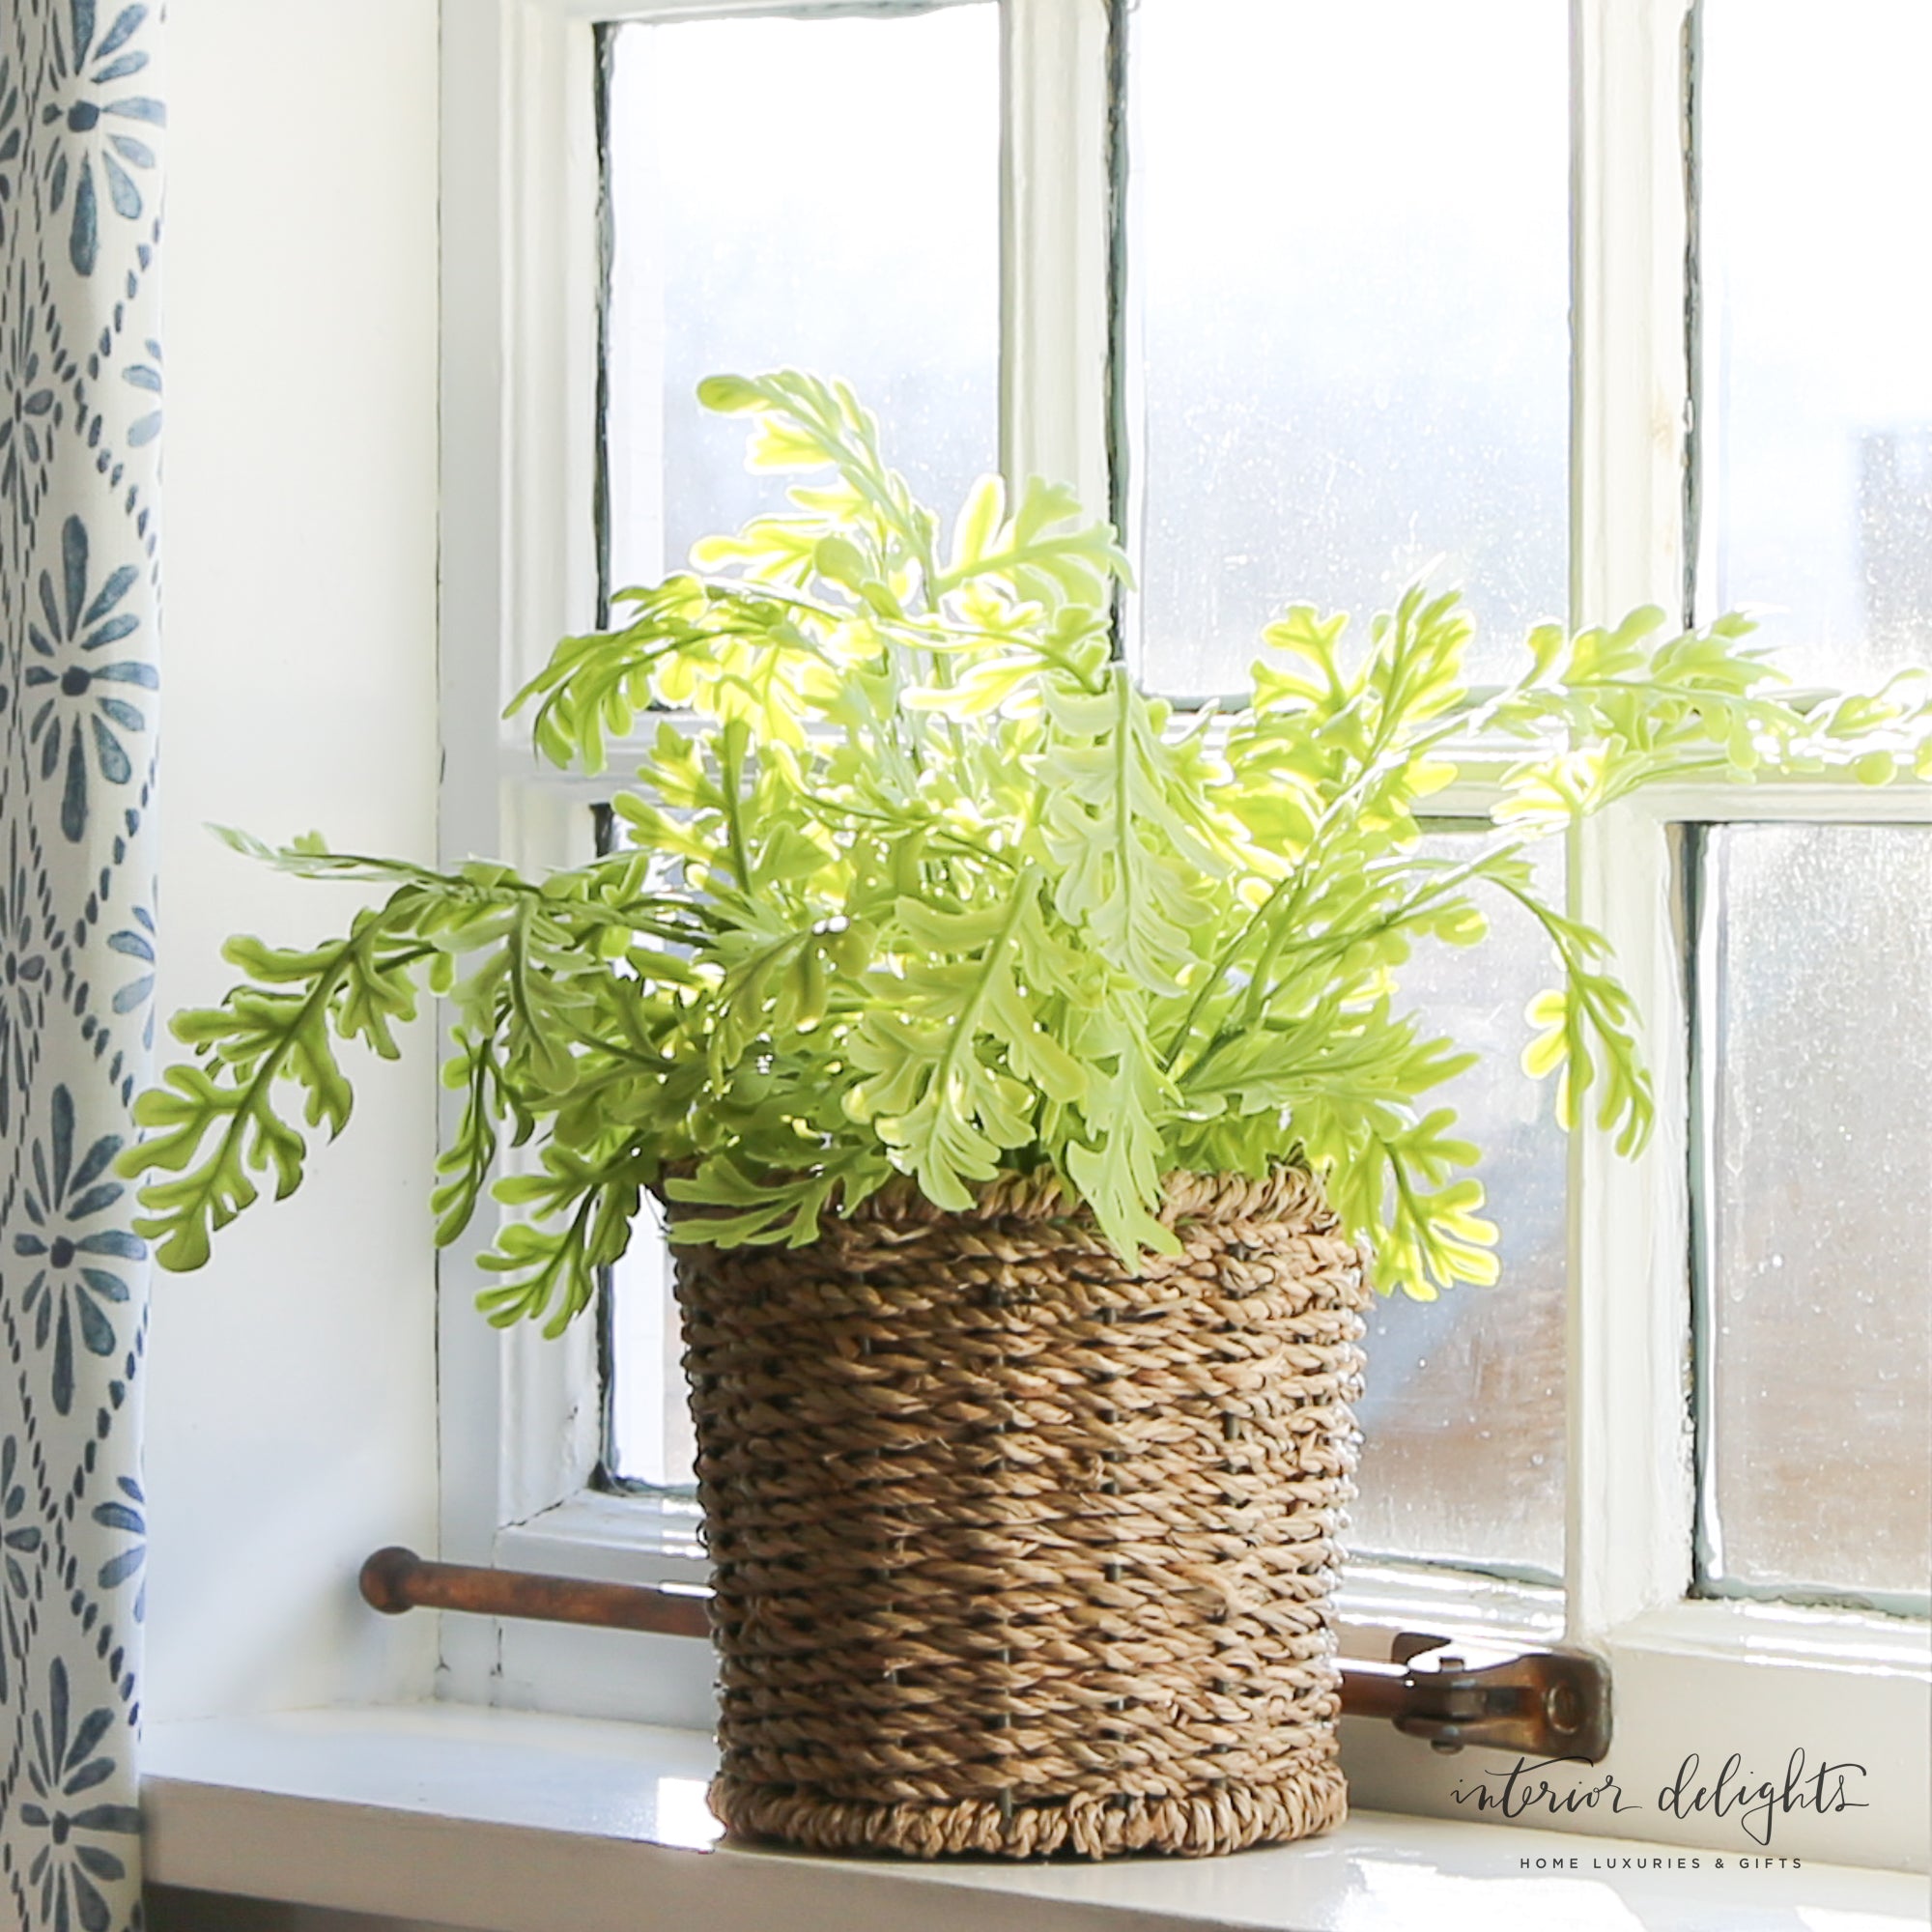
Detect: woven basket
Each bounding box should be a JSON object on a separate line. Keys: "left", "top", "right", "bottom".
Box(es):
{"left": 669, "top": 1167, "right": 1370, "bottom": 1860}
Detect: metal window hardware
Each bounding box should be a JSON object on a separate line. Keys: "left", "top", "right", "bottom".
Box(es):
{"left": 1338, "top": 1630, "right": 1611, "bottom": 1762}
{"left": 360, "top": 1545, "right": 713, "bottom": 1641}
{"left": 360, "top": 1547, "right": 1612, "bottom": 1762}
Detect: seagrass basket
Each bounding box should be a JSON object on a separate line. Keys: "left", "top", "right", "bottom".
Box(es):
{"left": 668, "top": 1167, "right": 1371, "bottom": 1860}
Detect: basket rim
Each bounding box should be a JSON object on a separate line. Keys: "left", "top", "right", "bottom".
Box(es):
{"left": 667, "top": 1163, "right": 1334, "bottom": 1238}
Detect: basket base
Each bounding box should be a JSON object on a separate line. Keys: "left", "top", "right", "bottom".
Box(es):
{"left": 710, "top": 1758, "right": 1348, "bottom": 1861}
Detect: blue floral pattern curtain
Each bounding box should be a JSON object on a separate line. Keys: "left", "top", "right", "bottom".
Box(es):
{"left": 0, "top": 2, "right": 163, "bottom": 1927}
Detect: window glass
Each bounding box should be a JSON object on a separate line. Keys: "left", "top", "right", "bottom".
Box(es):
{"left": 604, "top": 6, "right": 1000, "bottom": 594}
{"left": 607, "top": 1222, "right": 696, "bottom": 1491}
{"left": 598, "top": 7, "right": 997, "bottom": 1489}
{"left": 1351, "top": 833, "right": 1568, "bottom": 1578}
{"left": 1700, "top": 0, "right": 1932, "bottom": 682}
{"left": 1696, "top": 823, "right": 1932, "bottom": 1607}
{"left": 1129, "top": 0, "right": 1570, "bottom": 696}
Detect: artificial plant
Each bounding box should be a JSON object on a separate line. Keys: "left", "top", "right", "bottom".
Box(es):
{"left": 120, "top": 373, "right": 1932, "bottom": 1329}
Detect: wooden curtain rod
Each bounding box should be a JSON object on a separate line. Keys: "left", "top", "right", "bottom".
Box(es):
{"left": 360, "top": 1546, "right": 1610, "bottom": 1761}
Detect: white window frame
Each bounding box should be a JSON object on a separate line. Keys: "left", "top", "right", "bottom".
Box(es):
{"left": 435, "top": 0, "right": 1930, "bottom": 1861}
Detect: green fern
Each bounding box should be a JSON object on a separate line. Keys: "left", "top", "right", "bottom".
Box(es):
{"left": 120, "top": 372, "right": 1932, "bottom": 1321}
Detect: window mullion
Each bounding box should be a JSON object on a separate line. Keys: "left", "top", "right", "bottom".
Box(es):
{"left": 440, "top": 1, "right": 608, "bottom": 1715}
{"left": 1566, "top": 0, "right": 1698, "bottom": 1644}
{"left": 1566, "top": 804, "right": 1698, "bottom": 1640}
{"left": 998, "top": 0, "right": 1113, "bottom": 514}
{"left": 1571, "top": 0, "right": 1692, "bottom": 631}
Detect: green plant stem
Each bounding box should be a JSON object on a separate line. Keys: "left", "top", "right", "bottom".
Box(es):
{"left": 717, "top": 729, "right": 754, "bottom": 891}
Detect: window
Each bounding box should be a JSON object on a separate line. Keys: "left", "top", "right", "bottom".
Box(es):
{"left": 598, "top": 1, "right": 1002, "bottom": 1489}
{"left": 1350, "top": 832, "right": 1567, "bottom": 1580}
{"left": 1690, "top": 821, "right": 1932, "bottom": 1613}
{"left": 1695, "top": 0, "right": 1932, "bottom": 683}
{"left": 1684, "top": 0, "right": 1932, "bottom": 1634}
{"left": 1128, "top": 0, "right": 1571, "bottom": 695}
{"left": 600, "top": 7, "right": 1001, "bottom": 600}
{"left": 440, "top": 0, "right": 1929, "bottom": 1860}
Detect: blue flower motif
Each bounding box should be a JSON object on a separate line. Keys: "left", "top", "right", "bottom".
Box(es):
{"left": 0, "top": 825, "right": 51, "bottom": 1137}
{"left": 0, "top": 51, "right": 21, "bottom": 251}
{"left": 0, "top": 257, "right": 62, "bottom": 514}
{"left": 122, "top": 335, "right": 159, "bottom": 446}
{"left": 23, "top": 516, "right": 156, "bottom": 842}
{"left": 1, "top": 1435, "right": 45, "bottom": 1707}
{"left": 106, "top": 902, "right": 154, "bottom": 1028}
{"left": 91, "top": 1474, "right": 144, "bottom": 1622}
{"left": 39, "top": 2, "right": 166, "bottom": 277}
{"left": 14, "top": 1084, "right": 144, "bottom": 1417}
{"left": 17, "top": 1658, "right": 140, "bottom": 1932}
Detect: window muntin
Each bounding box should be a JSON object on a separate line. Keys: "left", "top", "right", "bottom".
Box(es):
{"left": 1690, "top": 820, "right": 1932, "bottom": 1611}
{"left": 1128, "top": 0, "right": 1571, "bottom": 696}
{"left": 602, "top": 6, "right": 1000, "bottom": 596}
{"left": 1698, "top": 0, "right": 1932, "bottom": 683}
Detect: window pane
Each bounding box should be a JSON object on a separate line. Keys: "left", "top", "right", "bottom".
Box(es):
{"left": 604, "top": 7, "right": 1000, "bottom": 594}
{"left": 1701, "top": 2, "right": 1932, "bottom": 683}
{"left": 1130, "top": 0, "right": 1569, "bottom": 696}
{"left": 607, "top": 1219, "right": 696, "bottom": 1492}
{"left": 601, "top": 11, "right": 996, "bottom": 1491}
{"left": 1696, "top": 824, "right": 1932, "bottom": 1608}
{"left": 1351, "top": 834, "right": 1568, "bottom": 1578}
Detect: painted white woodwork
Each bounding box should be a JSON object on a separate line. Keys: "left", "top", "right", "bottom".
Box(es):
{"left": 143, "top": 0, "right": 443, "bottom": 1724}
{"left": 143, "top": 1707, "right": 1932, "bottom": 1932}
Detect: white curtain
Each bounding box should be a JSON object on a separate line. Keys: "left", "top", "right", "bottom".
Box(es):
{"left": 0, "top": 2, "right": 163, "bottom": 1927}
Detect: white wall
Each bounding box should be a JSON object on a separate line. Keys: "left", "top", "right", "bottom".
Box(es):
{"left": 143, "top": 0, "right": 443, "bottom": 1723}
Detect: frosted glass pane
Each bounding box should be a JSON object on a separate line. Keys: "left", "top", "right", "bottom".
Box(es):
{"left": 1131, "top": 0, "right": 1569, "bottom": 696}
{"left": 1701, "top": 2, "right": 1932, "bottom": 683}
{"left": 604, "top": 9, "right": 999, "bottom": 593}
{"left": 1701, "top": 824, "right": 1932, "bottom": 1605}
{"left": 1351, "top": 836, "right": 1567, "bottom": 1577}
{"left": 599, "top": 19, "right": 995, "bottom": 1477}
{"left": 607, "top": 1218, "right": 697, "bottom": 1492}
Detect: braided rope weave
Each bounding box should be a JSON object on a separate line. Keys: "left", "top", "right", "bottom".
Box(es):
{"left": 671, "top": 1168, "right": 1371, "bottom": 1860}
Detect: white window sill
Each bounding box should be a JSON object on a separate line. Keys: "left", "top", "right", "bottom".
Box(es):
{"left": 143, "top": 1705, "right": 1927, "bottom": 1932}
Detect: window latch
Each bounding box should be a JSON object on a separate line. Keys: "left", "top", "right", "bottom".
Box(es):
{"left": 1342, "top": 1631, "right": 1611, "bottom": 1762}
{"left": 360, "top": 1548, "right": 1611, "bottom": 1763}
